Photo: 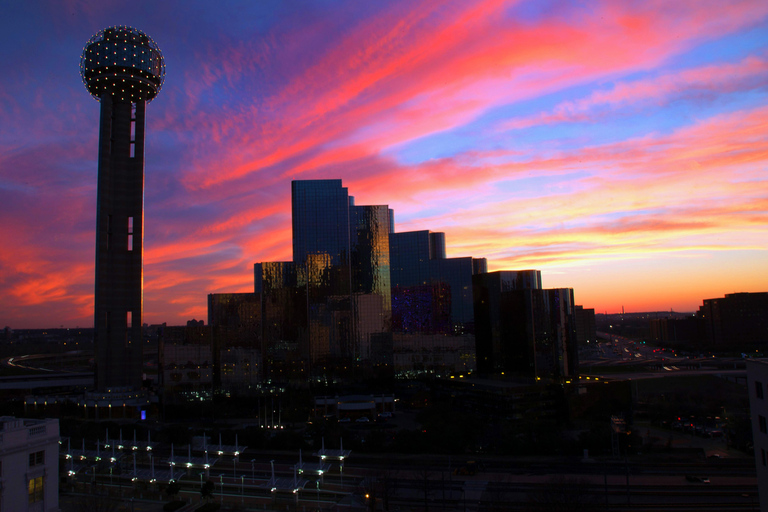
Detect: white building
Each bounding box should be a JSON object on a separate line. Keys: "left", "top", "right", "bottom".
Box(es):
{"left": 746, "top": 359, "right": 768, "bottom": 512}
{"left": 0, "top": 416, "right": 59, "bottom": 512}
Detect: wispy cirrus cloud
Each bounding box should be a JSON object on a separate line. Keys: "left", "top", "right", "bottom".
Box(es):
{"left": 1, "top": 0, "right": 767, "bottom": 326}
{"left": 502, "top": 54, "right": 768, "bottom": 130}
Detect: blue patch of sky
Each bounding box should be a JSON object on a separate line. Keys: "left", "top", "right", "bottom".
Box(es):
{"left": 390, "top": 64, "right": 766, "bottom": 167}
{"left": 503, "top": 0, "right": 562, "bottom": 24}
{"left": 492, "top": 172, "right": 591, "bottom": 198}
{"left": 663, "top": 23, "right": 768, "bottom": 70}
{"left": 594, "top": 208, "right": 669, "bottom": 225}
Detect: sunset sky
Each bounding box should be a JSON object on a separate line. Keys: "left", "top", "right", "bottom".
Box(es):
{"left": 2, "top": 0, "right": 767, "bottom": 329}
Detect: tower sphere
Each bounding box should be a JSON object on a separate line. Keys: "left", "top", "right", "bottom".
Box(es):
{"left": 80, "top": 26, "right": 165, "bottom": 103}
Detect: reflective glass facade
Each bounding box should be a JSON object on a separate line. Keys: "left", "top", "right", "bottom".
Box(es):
{"left": 350, "top": 204, "right": 392, "bottom": 361}
{"left": 292, "top": 180, "right": 350, "bottom": 266}
{"left": 255, "top": 261, "right": 308, "bottom": 379}
{"left": 389, "top": 230, "right": 480, "bottom": 335}
{"left": 239, "top": 179, "right": 578, "bottom": 384}
{"left": 389, "top": 230, "right": 485, "bottom": 374}
{"left": 255, "top": 181, "right": 394, "bottom": 380}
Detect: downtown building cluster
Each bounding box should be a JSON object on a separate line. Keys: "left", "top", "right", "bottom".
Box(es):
{"left": 164, "top": 179, "right": 590, "bottom": 394}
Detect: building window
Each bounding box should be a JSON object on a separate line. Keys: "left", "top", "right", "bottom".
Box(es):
{"left": 760, "top": 415, "right": 767, "bottom": 434}
{"left": 28, "top": 450, "right": 44, "bottom": 467}
{"left": 757, "top": 381, "right": 764, "bottom": 399}
{"left": 28, "top": 475, "right": 44, "bottom": 503}
{"left": 128, "top": 216, "right": 134, "bottom": 251}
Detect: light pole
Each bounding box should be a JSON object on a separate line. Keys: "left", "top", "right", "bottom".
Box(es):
{"left": 241, "top": 475, "right": 244, "bottom": 503}
{"left": 251, "top": 459, "right": 255, "bottom": 482}
{"left": 220, "top": 474, "right": 224, "bottom": 505}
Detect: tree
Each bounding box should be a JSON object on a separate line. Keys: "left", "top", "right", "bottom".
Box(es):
{"left": 165, "top": 480, "right": 181, "bottom": 499}
{"left": 201, "top": 480, "right": 215, "bottom": 501}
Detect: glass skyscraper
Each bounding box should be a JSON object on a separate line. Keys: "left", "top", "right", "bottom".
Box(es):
{"left": 388, "top": 230, "right": 486, "bottom": 375}
{"left": 292, "top": 180, "right": 351, "bottom": 267}
{"left": 254, "top": 180, "right": 393, "bottom": 380}
{"left": 213, "top": 179, "right": 581, "bottom": 385}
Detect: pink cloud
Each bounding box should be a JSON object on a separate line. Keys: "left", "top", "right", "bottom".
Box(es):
{"left": 503, "top": 54, "right": 768, "bottom": 130}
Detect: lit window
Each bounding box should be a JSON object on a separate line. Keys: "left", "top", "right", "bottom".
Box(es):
{"left": 28, "top": 476, "right": 44, "bottom": 503}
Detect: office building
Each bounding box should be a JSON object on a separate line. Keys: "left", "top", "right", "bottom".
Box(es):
{"left": 218, "top": 179, "right": 582, "bottom": 384}
{"left": 574, "top": 305, "right": 597, "bottom": 346}
{"left": 158, "top": 323, "right": 213, "bottom": 402}
{"left": 474, "top": 271, "right": 578, "bottom": 381}
{"left": 698, "top": 292, "right": 768, "bottom": 347}
{"left": 208, "top": 293, "right": 262, "bottom": 391}
{"left": 388, "top": 230, "right": 486, "bottom": 374}
{"left": 254, "top": 180, "right": 393, "bottom": 380}
{"left": 0, "top": 416, "right": 59, "bottom": 512}
{"left": 80, "top": 26, "right": 165, "bottom": 390}
{"left": 747, "top": 359, "right": 768, "bottom": 512}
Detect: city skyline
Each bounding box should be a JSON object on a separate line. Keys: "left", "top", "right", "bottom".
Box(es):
{"left": 2, "top": 0, "right": 767, "bottom": 329}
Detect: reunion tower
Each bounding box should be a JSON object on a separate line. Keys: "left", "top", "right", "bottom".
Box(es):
{"left": 80, "top": 26, "right": 165, "bottom": 392}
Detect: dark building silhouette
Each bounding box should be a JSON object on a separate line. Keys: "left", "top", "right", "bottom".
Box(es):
{"left": 474, "top": 271, "right": 578, "bottom": 381}
{"left": 158, "top": 323, "right": 212, "bottom": 403}
{"left": 649, "top": 315, "right": 700, "bottom": 346}
{"left": 698, "top": 292, "right": 768, "bottom": 347}
{"left": 81, "top": 26, "right": 165, "bottom": 391}
{"left": 574, "top": 305, "right": 597, "bottom": 346}
{"left": 208, "top": 293, "right": 261, "bottom": 391}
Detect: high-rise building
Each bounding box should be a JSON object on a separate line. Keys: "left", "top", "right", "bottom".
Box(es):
{"left": 243, "top": 180, "right": 581, "bottom": 383}
{"left": 80, "top": 26, "right": 165, "bottom": 390}
{"left": 254, "top": 180, "right": 393, "bottom": 380}
{"left": 388, "top": 230, "right": 486, "bottom": 374}
{"left": 292, "top": 180, "right": 352, "bottom": 267}
{"left": 474, "top": 271, "right": 578, "bottom": 381}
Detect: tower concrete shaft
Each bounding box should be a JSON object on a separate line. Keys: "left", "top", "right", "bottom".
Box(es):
{"left": 93, "top": 95, "right": 146, "bottom": 390}
{"left": 82, "top": 25, "right": 164, "bottom": 392}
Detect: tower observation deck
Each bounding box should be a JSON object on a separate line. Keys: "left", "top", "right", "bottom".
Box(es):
{"left": 81, "top": 26, "right": 165, "bottom": 391}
